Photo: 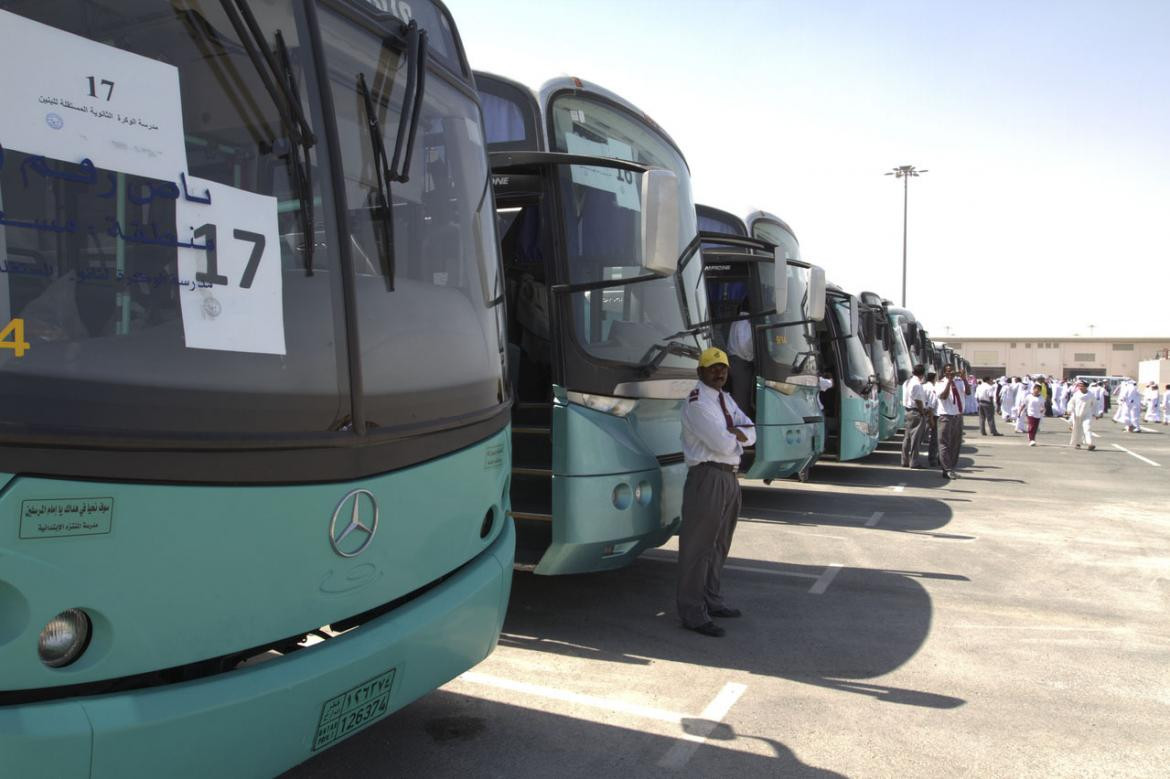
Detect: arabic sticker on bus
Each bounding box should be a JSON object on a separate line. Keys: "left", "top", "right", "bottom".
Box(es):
{"left": 176, "top": 177, "right": 286, "bottom": 356}
{"left": 0, "top": 10, "right": 188, "bottom": 182}
{"left": 563, "top": 132, "right": 640, "bottom": 211}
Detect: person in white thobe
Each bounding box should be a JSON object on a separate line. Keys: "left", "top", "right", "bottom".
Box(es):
{"left": 1065, "top": 380, "right": 1097, "bottom": 449}
{"left": 1143, "top": 383, "right": 1162, "bottom": 423}
{"left": 1124, "top": 381, "right": 1143, "bottom": 432}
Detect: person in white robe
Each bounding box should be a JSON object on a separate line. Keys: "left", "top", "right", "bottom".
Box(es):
{"left": 1014, "top": 382, "right": 1030, "bottom": 434}
{"left": 1162, "top": 384, "right": 1170, "bottom": 425}
{"left": 1143, "top": 383, "right": 1162, "bottom": 423}
{"left": 1065, "top": 380, "right": 1097, "bottom": 449}
{"left": 1124, "top": 380, "right": 1143, "bottom": 432}
{"left": 1090, "top": 382, "right": 1106, "bottom": 419}
{"left": 1113, "top": 381, "right": 1130, "bottom": 424}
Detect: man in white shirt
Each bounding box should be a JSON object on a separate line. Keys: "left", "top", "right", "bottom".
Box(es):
{"left": 678, "top": 347, "right": 756, "bottom": 638}
{"left": 726, "top": 316, "right": 755, "bottom": 420}
{"left": 900, "top": 363, "right": 928, "bottom": 468}
{"left": 975, "top": 377, "right": 1002, "bottom": 436}
{"left": 934, "top": 365, "right": 968, "bottom": 478}
{"left": 923, "top": 372, "right": 941, "bottom": 467}
{"left": 1065, "top": 379, "right": 1097, "bottom": 450}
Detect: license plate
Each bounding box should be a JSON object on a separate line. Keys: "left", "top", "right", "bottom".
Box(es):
{"left": 312, "top": 669, "right": 397, "bottom": 751}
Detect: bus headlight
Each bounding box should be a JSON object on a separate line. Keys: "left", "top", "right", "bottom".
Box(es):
{"left": 567, "top": 392, "right": 638, "bottom": 417}
{"left": 39, "top": 608, "right": 91, "bottom": 668}
{"left": 853, "top": 420, "right": 871, "bottom": 435}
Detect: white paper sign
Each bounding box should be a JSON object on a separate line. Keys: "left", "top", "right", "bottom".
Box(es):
{"left": 176, "top": 177, "right": 285, "bottom": 355}
{"left": 564, "top": 133, "right": 641, "bottom": 211}
{"left": 0, "top": 10, "right": 188, "bottom": 182}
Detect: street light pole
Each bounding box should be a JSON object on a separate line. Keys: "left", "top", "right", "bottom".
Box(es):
{"left": 885, "top": 164, "right": 928, "bottom": 307}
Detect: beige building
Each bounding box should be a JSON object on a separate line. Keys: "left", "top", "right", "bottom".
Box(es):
{"left": 945, "top": 337, "right": 1170, "bottom": 379}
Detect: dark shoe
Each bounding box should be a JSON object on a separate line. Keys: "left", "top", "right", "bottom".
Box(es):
{"left": 688, "top": 621, "right": 725, "bottom": 637}
{"left": 993, "top": 433, "right": 1004, "bottom": 436}
{"left": 1088, "top": 445, "right": 1096, "bottom": 451}
{"left": 709, "top": 607, "right": 742, "bottom": 618}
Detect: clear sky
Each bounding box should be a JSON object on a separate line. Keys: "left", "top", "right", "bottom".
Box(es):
{"left": 450, "top": 0, "right": 1170, "bottom": 338}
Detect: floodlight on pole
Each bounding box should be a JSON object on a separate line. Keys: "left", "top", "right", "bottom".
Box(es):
{"left": 884, "top": 164, "right": 928, "bottom": 307}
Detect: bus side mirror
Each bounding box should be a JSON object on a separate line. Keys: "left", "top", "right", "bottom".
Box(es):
{"left": 641, "top": 169, "right": 680, "bottom": 276}
{"left": 808, "top": 265, "right": 826, "bottom": 322}
{"left": 772, "top": 259, "right": 789, "bottom": 315}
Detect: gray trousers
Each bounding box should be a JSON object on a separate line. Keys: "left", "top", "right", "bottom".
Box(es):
{"left": 926, "top": 416, "right": 940, "bottom": 465}
{"left": 978, "top": 401, "right": 999, "bottom": 434}
{"left": 938, "top": 414, "right": 963, "bottom": 470}
{"left": 678, "top": 463, "right": 741, "bottom": 628}
{"left": 901, "top": 409, "right": 926, "bottom": 466}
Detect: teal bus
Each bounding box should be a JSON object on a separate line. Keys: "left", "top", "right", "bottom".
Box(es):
{"left": 816, "top": 284, "right": 881, "bottom": 461}
{"left": 475, "top": 73, "right": 710, "bottom": 573}
{"left": 696, "top": 206, "right": 826, "bottom": 482}
{"left": 859, "top": 292, "right": 903, "bottom": 440}
{"left": 1, "top": 2, "right": 515, "bottom": 775}
{"left": 889, "top": 306, "right": 934, "bottom": 374}
{"left": 870, "top": 295, "right": 915, "bottom": 434}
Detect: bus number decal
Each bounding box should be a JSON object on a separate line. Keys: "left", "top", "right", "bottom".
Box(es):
{"left": 193, "top": 224, "right": 266, "bottom": 289}
{"left": 0, "top": 318, "right": 30, "bottom": 357}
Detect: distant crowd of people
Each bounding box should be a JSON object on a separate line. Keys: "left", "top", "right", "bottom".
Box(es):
{"left": 900, "top": 369, "right": 1169, "bottom": 477}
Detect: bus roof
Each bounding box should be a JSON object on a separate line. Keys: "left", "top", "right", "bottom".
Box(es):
{"left": 539, "top": 76, "right": 691, "bottom": 172}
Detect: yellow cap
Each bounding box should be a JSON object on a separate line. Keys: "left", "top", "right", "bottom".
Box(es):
{"left": 698, "top": 347, "right": 729, "bottom": 368}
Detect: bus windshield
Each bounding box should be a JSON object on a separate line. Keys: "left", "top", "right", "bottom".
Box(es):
{"left": 866, "top": 312, "right": 897, "bottom": 389}
{"left": 548, "top": 93, "right": 708, "bottom": 374}
{"left": 0, "top": 2, "right": 505, "bottom": 461}
{"left": 752, "top": 220, "right": 818, "bottom": 384}
{"left": 832, "top": 296, "right": 875, "bottom": 393}
{"left": 889, "top": 317, "right": 914, "bottom": 383}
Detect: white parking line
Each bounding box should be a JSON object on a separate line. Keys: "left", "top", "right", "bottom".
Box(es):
{"left": 891, "top": 482, "right": 906, "bottom": 493}
{"left": 1112, "top": 443, "right": 1161, "bottom": 467}
{"left": 458, "top": 672, "right": 747, "bottom": 770}
{"left": 865, "top": 511, "right": 885, "bottom": 527}
{"left": 643, "top": 551, "right": 820, "bottom": 580}
{"left": 723, "top": 562, "right": 819, "bottom": 579}
{"left": 459, "top": 671, "right": 686, "bottom": 723}
{"left": 809, "top": 564, "right": 843, "bottom": 595}
{"left": 657, "top": 682, "right": 748, "bottom": 769}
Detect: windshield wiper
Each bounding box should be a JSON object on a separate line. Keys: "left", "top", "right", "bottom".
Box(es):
{"left": 356, "top": 71, "right": 396, "bottom": 291}
{"left": 638, "top": 340, "right": 702, "bottom": 376}
{"left": 219, "top": 1, "right": 317, "bottom": 274}
{"left": 275, "top": 31, "right": 314, "bottom": 276}
{"left": 388, "top": 21, "right": 428, "bottom": 183}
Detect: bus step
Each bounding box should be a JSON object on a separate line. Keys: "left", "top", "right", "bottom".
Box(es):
{"left": 513, "top": 428, "right": 552, "bottom": 468}
{"left": 513, "top": 402, "right": 552, "bottom": 427}
{"left": 512, "top": 425, "right": 552, "bottom": 436}
{"left": 512, "top": 466, "right": 552, "bottom": 477}
{"left": 511, "top": 471, "right": 552, "bottom": 516}
{"left": 513, "top": 517, "right": 553, "bottom": 569}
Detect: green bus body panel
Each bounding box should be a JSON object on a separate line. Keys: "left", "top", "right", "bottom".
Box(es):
{"left": 742, "top": 383, "right": 822, "bottom": 480}
{"left": 878, "top": 388, "right": 900, "bottom": 440}
{"left": 0, "top": 429, "right": 511, "bottom": 693}
{"left": 838, "top": 390, "right": 881, "bottom": 462}
{"left": 535, "top": 398, "right": 683, "bottom": 575}
{"left": 1, "top": 518, "right": 514, "bottom": 779}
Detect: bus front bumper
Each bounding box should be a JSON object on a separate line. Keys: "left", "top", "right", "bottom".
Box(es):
{"left": 0, "top": 519, "right": 515, "bottom": 779}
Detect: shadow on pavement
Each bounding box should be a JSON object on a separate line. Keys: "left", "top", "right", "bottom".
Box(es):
{"left": 497, "top": 556, "right": 967, "bottom": 711}
{"left": 739, "top": 486, "right": 956, "bottom": 534}
{"left": 285, "top": 689, "right": 844, "bottom": 778}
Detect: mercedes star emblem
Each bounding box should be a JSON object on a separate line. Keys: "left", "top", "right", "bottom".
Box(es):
{"left": 329, "top": 489, "right": 379, "bottom": 558}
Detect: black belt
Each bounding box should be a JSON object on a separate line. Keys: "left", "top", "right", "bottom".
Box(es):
{"left": 698, "top": 462, "right": 737, "bottom": 472}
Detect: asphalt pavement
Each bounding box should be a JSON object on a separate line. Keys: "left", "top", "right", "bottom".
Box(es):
{"left": 285, "top": 414, "right": 1170, "bottom": 778}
